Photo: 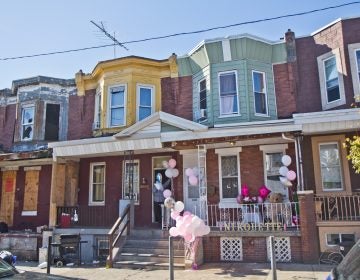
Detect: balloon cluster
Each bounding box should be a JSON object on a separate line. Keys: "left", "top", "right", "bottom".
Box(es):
{"left": 163, "top": 159, "right": 179, "bottom": 178}
{"left": 168, "top": 208, "right": 210, "bottom": 242}
{"left": 185, "top": 167, "right": 199, "bottom": 186}
{"left": 236, "top": 184, "right": 271, "bottom": 204}
{"left": 279, "top": 155, "right": 296, "bottom": 187}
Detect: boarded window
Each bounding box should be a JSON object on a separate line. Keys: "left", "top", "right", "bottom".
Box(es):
{"left": 23, "top": 170, "right": 40, "bottom": 212}
{"left": 0, "top": 170, "right": 17, "bottom": 226}
{"left": 45, "top": 104, "right": 60, "bottom": 141}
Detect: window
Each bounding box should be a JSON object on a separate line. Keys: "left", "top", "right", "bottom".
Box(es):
{"left": 137, "top": 85, "right": 154, "bottom": 121}
{"left": 89, "top": 163, "right": 105, "bottom": 205}
{"left": 199, "top": 79, "right": 207, "bottom": 120}
{"left": 348, "top": 43, "right": 360, "bottom": 100}
{"left": 21, "top": 106, "right": 35, "bottom": 140}
{"left": 95, "top": 237, "right": 109, "bottom": 260}
{"left": 252, "top": 71, "right": 268, "bottom": 115}
{"left": 123, "top": 160, "right": 140, "bottom": 204}
{"left": 260, "top": 144, "right": 289, "bottom": 199}
{"left": 326, "top": 233, "right": 355, "bottom": 246}
{"left": 44, "top": 103, "right": 60, "bottom": 141}
{"left": 109, "top": 86, "right": 125, "bottom": 127}
{"left": 219, "top": 71, "right": 239, "bottom": 116}
{"left": 317, "top": 49, "right": 345, "bottom": 110}
{"left": 319, "top": 143, "right": 343, "bottom": 191}
{"left": 93, "top": 90, "right": 101, "bottom": 129}
{"left": 215, "top": 148, "right": 242, "bottom": 205}
{"left": 311, "top": 135, "right": 351, "bottom": 194}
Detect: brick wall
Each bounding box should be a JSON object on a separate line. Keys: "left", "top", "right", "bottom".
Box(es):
{"left": 161, "top": 76, "right": 193, "bottom": 120}
{"left": 0, "top": 104, "right": 16, "bottom": 151}
{"left": 68, "top": 90, "right": 95, "bottom": 140}
{"left": 242, "top": 237, "right": 267, "bottom": 262}
{"left": 203, "top": 236, "right": 221, "bottom": 262}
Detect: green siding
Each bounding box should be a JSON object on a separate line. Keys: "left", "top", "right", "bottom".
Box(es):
{"left": 189, "top": 46, "right": 209, "bottom": 73}
{"left": 272, "top": 43, "right": 287, "bottom": 63}
{"left": 161, "top": 123, "right": 184, "bottom": 132}
{"left": 177, "top": 57, "right": 193, "bottom": 77}
{"left": 192, "top": 66, "right": 211, "bottom": 126}
{"left": 205, "top": 42, "right": 223, "bottom": 64}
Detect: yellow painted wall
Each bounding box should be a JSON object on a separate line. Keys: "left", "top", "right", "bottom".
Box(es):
{"left": 75, "top": 55, "right": 178, "bottom": 135}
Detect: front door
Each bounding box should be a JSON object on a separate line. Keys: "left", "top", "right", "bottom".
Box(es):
{"left": 181, "top": 151, "right": 200, "bottom": 214}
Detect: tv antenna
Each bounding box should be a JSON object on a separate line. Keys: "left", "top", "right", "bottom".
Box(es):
{"left": 90, "top": 20, "right": 128, "bottom": 58}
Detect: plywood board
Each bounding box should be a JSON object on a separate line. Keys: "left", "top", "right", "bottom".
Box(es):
{"left": 23, "top": 170, "right": 40, "bottom": 211}
{"left": 0, "top": 170, "right": 16, "bottom": 226}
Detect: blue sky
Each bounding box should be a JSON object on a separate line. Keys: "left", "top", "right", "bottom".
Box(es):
{"left": 0, "top": 0, "right": 359, "bottom": 89}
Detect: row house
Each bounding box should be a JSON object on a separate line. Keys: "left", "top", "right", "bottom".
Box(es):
{"left": 0, "top": 16, "right": 359, "bottom": 266}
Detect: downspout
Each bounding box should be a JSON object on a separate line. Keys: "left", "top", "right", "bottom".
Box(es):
{"left": 281, "top": 133, "right": 303, "bottom": 192}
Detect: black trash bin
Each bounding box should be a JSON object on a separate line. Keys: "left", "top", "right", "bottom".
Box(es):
{"left": 54, "top": 234, "right": 81, "bottom": 266}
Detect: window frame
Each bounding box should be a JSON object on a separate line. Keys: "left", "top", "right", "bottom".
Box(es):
{"left": 198, "top": 78, "right": 207, "bottom": 121}
{"left": 89, "top": 162, "right": 106, "bottom": 206}
{"left": 348, "top": 43, "right": 360, "bottom": 101}
{"left": 326, "top": 233, "right": 355, "bottom": 246}
{"left": 252, "top": 70, "right": 269, "bottom": 116}
{"left": 317, "top": 49, "right": 346, "bottom": 110}
{"left": 215, "top": 147, "right": 242, "bottom": 207}
{"left": 259, "top": 144, "right": 289, "bottom": 200}
{"left": 107, "top": 84, "right": 127, "bottom": 128}
{"left": 311, "top": 135, "right": 351, "bottom": 195}
{"left": 122, "top": 159, "right": 140, "bottom": 205}
{"left": 136, "top": 84, "right": 155, "bottom": 122}
{"left": 93, "top": 88, "right": 101, "bottom": 129}
{"left": 21, "top": 105, "right": 35, "bottom": 141}
{"left": 218, "top": 70, "right": 240, "bottom": 117}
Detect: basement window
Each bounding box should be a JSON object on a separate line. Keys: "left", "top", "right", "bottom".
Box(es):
{"left": 21, "top": 106, "right": 35, "bottom": 140}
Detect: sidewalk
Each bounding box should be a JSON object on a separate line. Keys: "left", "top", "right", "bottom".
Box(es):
{"left": 15, "top": 261, "right": 332, "bottom": 280}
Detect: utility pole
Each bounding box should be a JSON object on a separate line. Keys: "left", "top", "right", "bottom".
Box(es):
{"left": 90, "top": 20, "right": 128, "bottom": 58}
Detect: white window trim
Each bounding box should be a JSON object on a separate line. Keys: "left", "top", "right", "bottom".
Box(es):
{"left": 325, "top": 233, "right": 355, "bottom": 246}
{"left": 215, "top": 147, "right": 242, "bottom": 207}
{"left": 252, "top": 70, "right": 269, "bottom": 117}
{"left": 259, "top": 144, "right": 289, "bottom": 200}
{"left": 94, "top": 89, "right": 101, "bottom": 129}
{"left": 218, "top": 70, "right": 240, "bottom": 117}
{"left": 43, "top": 101, "right": 62, "bottom": 140}
{"left": 107, "top": 84, "right": 127, "bottom": 128}
{"left": 319, "top": 142, "right": 344, "bottom": 192}
{"left": 21, "top": 211, "right": 37, "bottom": 216}
{"left": 122, "top": 159, "right": 140, "bottom": 205}
{"left": 198, "top": 78, "right": 207, "bottom": 121}
{"left": 89, "top": 162, "right": 106, "bottom": 206}
{"left": 348, "top": 43, "right": 360, "bottom": 100}
{"left": 21, "top": 104, "right": 35, "bottom": 141}
{"left": 136, "top": 84, "right": 155, "bottom": 122}
{"left": 317, "top": 49, "right": 346, "bottom": 110}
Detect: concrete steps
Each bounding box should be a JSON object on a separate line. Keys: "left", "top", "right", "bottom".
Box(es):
{"left": 113, "top": 229, "right": 185, "bottom": 270}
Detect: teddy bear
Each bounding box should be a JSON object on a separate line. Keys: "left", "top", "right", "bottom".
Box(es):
{"left": 266, "top": 193, "right": 284, "bottom": 223}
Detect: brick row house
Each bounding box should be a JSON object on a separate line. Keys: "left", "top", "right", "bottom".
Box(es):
{"left": 0, "top": 17, "right": 359, "bottom": 265}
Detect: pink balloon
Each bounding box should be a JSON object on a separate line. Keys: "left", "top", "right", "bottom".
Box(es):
{"left": 184, "top": 232, "right": 193, "bottom": 242}
{"left": 171, "top": 210, "right": 180, "bottom": 220}
{"left": 163, "top": 189, "right": 172, "bottom": 198}
{"left": 241, "top": 184, "right": 250, "bottom": 197}
{"left": 189, "top": 175, "right": 198, "bottom": 186}
{"left": 169, "top": 159, "right": 177, "bottom": 168}
{"left": 258, "top": 185, "right": 271, "bottom": 199}
{"left": 185, "top": 168, "right": 194, "bottom": 177}
{"left": 183, "top": 211, "right": 192, "bottom": 217}
{"left": 169, "top": 227, "right": 179, "bottom": 237}
{"left": 257, "top": 196, "right": 264, "bottom": 203}
{"left": 286, "top": 170, "right": 297, "bottom": 181}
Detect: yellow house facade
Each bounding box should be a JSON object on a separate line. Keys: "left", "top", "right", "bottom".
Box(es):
{"left": 75, "top": 55, "right": 178, "bottom": 136}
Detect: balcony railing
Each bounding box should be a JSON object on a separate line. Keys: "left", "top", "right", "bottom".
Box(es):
{"left": 314, "top": 193, "right": 360, "bottom": 222}
{"left": 206, "top": 202, "right": 300, "bottom": 232}
{"left": 56, "top": 205, "right": 118, "bottom": 228}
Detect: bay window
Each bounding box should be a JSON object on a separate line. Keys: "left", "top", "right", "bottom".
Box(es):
{"left": 219, "top": 71, "right": 239, "bottom": 116}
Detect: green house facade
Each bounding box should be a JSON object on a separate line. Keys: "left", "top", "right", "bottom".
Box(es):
{"left": 178, "top": 34, "right": 287, "bottom": 127}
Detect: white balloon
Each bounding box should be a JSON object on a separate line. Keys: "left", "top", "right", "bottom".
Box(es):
{"left": 165, "top": 168, "right": 173, "bottom": 178}
{"left": 174, "top": 201, "right": 184, "bottom": 212}
{"left": 281, "top": 155, "right": 292, "bottom": 167}
{"left": 279, "top": 166, "right": 289, "bottom": 177}
{"left": 280, "top": 176, "right": 292, "bottom": 187}
{"left": 162, "top": 160, "right": 169, "bottom": 168}
{"left": 172, "top": 168, "right": 179, "bottom": 178}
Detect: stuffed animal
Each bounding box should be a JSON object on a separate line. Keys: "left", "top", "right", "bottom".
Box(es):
{"left": 266, "top": 193, "right": 284, "bottom": 223}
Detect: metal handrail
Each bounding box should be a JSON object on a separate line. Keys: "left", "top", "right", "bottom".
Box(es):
{"left": 107, "top": 204, "right": 131, "bottom": 268}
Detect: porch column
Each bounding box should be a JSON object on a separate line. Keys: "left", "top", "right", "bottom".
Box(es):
{"left": 298, "top": 190, "right": 319, "bottom": 263}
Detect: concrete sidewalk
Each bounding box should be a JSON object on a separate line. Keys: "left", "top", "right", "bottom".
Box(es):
{"left": 15, "top": 261, "right": 332, "bottom": 279}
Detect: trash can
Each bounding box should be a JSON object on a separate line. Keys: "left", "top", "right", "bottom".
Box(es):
{"left": 54, "top": 234, "right": 81, "bottom": 266}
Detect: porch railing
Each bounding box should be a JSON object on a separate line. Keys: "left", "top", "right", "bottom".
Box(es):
{"left": 314, "top": 193, "right": 360, "bottom": 222}
{"left": 56, "top": 205, "right": 118, "bottom": 228}
{"left": 107, "top": 204, "right": 131, "bottom": 268}
{"left": 206, "top": 202, "right": 300, "bottom": 232}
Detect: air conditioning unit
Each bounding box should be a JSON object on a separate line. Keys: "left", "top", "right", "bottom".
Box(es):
{"left": 200, "top": 109, "right": 207, "bottom": 118}
{"left": 92, "top": 121, "right": 100, "bottom": 130}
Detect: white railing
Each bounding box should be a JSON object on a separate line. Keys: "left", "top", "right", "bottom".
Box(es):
{"left": 314, "top": 194, "right": 360, "bottom": 222}
{"left": 206, "top": 202, "right": 300, "bottom": 232}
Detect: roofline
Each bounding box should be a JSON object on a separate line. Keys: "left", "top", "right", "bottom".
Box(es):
{"left": 310, "top": 16, "right": 360, "bottom": 36}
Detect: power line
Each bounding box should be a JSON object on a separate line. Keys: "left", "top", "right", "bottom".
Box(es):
{"left": 1, "top": 1, "right": 359, "bottom": 61}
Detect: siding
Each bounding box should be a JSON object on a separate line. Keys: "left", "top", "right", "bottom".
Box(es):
{"left": 192, "top": 65, "right": 211, "bottom": 125}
